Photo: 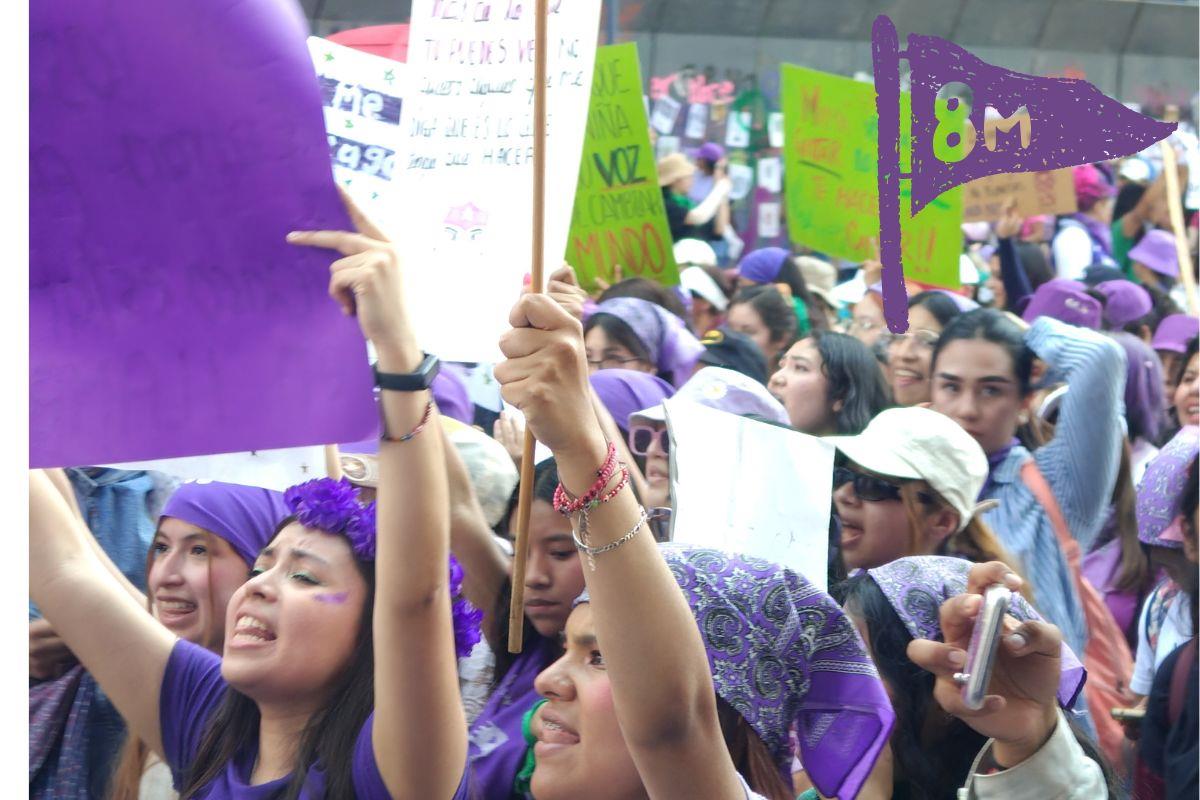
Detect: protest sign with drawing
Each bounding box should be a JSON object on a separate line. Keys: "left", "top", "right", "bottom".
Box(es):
{"left": 393, "top": 0, "right": 601, "bottom": 363}
{"left": 30, "top": 0, "right": 377, "bottom": 468}
{"left": 961, "top": 169, "right": 1076, "bottom": 223}
{"left": 566, "top": 44, "right": 678, "bottom": 292}
{"left": 664, "top": 400, "right": 835, "bottom": 590}
{"left": 308, "top": 37, "right": 406, "bottom": 221}
{"left": 781, "top": 64, "right": 963, "bottom": 291}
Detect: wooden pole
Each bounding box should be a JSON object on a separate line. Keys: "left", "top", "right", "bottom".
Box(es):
{"left": 509, "top": 0, "right": 550, "bottom": 653}
{"left": 1159, "top": 106, "right": 1197, "bottom": 316}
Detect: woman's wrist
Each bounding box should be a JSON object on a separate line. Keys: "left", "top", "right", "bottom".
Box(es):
{"left": 990, "top": 705, "right": 1058, "bottom": 769}
{"left": 553, "top": 428, "right": 614, "bottom": 498}
{"left": 374, "top": 338, "right": 423, "bottom": 374}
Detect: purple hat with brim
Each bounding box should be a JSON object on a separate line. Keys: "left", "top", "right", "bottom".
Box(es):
{"left": 867, "top": 556, "right": 1086, "bottom": 710}
{"left": 1095, "top": 280, "right": 1153, "bottom": 328}
{"left": 589, "top": 369, "right": 675, "bottom": 435}
{"left": 432, "top": 363, "right": 474, "bottom": 425}
{"left": 161, "top": 481, "right": 290, "bottom": 567}
{"left": 687, "top": 142, "right": 725, "bottom": 162}
{"left": 737, "top": 247, "right": 790, "bottom": 284}
{"left": 578, "top": 545, "right": 895, "bottom": 800}
{"left": 1021, "top": 279, "right": 1102, "bottom": 329}
{"left": 1137, "top": 426, "right": 1199, "bottom": 549}
{"left": 1129, "top": 229, "right": 1180, "bottom": 278}
{"left": 1152, "top": 314, "right": 1200, "bottom": 354}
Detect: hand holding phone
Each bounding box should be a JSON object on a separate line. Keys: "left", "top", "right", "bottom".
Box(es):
{"left": 954, "top": 584, "right": 1011, "bottom": 711}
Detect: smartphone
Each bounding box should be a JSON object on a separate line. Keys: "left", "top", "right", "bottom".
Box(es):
{"left": 956, "top": 584, "right": 1012, "bottom": 711}
{"left": 1110, "top": 707, "right": 1146, "bottom": 722}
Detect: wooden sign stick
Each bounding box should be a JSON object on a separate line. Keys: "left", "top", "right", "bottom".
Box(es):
{"left": 1159, "top": 106, "right": 1197, "bottom": 316}
{"left": 509, "top": 0, "right": 550, "bottom": 653}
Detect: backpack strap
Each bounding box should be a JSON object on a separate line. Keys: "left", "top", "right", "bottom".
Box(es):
{"left": 1020, "top": 459, "right": 1079, "bottom": 570}
{"left": 1168, "top": 638, "right": 1197, "bottom": 726}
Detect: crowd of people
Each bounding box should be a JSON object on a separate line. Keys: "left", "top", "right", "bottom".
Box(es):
{"left": 28, "top": 119, "right": 1200, "bottom": 799}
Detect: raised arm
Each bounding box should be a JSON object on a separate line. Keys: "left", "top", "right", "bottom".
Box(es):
{"left": 1028, "top": 316, "right": 1126, "bottom": 550}
{"left": 495, "top": 295, "right": 742, "bottom": 800}
{"left": 29, "top": 469, "right": 175, "bottom": 755}
{"left": 288, "top": 193, "right": 464, "bottom": 800}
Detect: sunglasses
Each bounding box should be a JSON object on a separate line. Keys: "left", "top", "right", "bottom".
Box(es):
{"left": 629, "top": 424, "right": 670, "bottom": 456}
{"left": 832, "top": 466, "right": 905, "bottom": 503}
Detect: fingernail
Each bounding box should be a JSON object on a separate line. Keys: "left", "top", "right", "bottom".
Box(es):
{"left": 286, "top": 231, "right": 300, "bottom": 241}
{"left": 522, "top": 273, "right": 532, "bottom": 285}
{"left": 964, "top": 595, "right": 982, "bottom": 614}
{"left": 1005, "top": 632, "right": 1027, "bottom": 649}
{"left": 1004, "top": 571, "right": 1023, "bottom": 588}
{"left": 948, "top": 649, "right": 966, "bottom": 667}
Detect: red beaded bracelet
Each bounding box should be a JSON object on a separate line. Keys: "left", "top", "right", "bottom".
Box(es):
{"left": 553, "top": 442, "right": 618, "bottom": 515}
{"left": 380, "top": 399, "right": 434, "bottom": 443}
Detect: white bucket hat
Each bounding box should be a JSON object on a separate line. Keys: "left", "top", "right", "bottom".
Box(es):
{"left": 824, "top": 407, "right": 992, "bottom": 532}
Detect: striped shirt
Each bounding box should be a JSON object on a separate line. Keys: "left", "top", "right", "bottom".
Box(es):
{"left": 980, "top": 317, "right": 1126, "bottom": 658}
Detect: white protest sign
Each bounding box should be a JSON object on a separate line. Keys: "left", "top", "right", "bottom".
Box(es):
{"left": 727, "top": 163, "right": 753, "bottom": 201}
{"left": 685, "top": 103, "right": 708, "bottom": 139}
{"left": 307, "top": 38, "right": 406, "bottom": 221}
{"left": 767, "top": 111, "right": 784, "bottom": 148}
{"left": 395, "top": 0, "right": 601, "bottom": 362}
{"left": 664, "top": 400, "right": 834, "bottom": 590}
{"left": 107, "top": 446, "right": 329, "bottom": 492}
{"left": 650, "top": 95, "right": 682, "bottom": 135}
{"left": 757, "top": 202, "right": 781, "bottom": 238}
{"left": 724, "top": 110, "right": 750, "bottom": 148}
{"left": 756, "top": 156, "right": 781, "bottom": 193}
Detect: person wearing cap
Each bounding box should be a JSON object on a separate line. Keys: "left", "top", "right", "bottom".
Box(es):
{"left": 884, "top": 290, "right": 966, "bottom": 406}
{"left": 794, "top": 256, "right": 841, "bottom": 329}
{"left": 626, "top": 366, "right": 790, "bottom": 511}
{"left": 769, "top": 331, "right": 890, "bottom": 435}
{"left": 657, "top": 151, "right": 731, "bottom": 244}
{"left": 1093, "top": 279, "right": 1155, "bottom": 337}
{"left": 1129, "top": 228, "right": 1195, "bottom": 312}
{"left": 826, "top": 407, "right": 1016, "bottom": 572}
{"left": 1053, "top": 163, "right": 1118, "bottom": 281}
{"left": 683, "top": 142, "right": 733, "bottom": 261}
{"left": 734, "top": 247, "right": 829, "bottom": 337}
{"left": 1153, "top": 314, "right": 1200, "bottom": 397}
{"left": 675, "top": 239, "right": 731, "bottom": 334}
{"left": 1020, "top": 278, "right": 1104, "bottom": 330}
{"left": 695, "top": 327, "right": 770, "bottom": 385}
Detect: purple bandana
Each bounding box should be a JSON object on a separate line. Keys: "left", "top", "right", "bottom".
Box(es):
{"left": 589, "top": 369, "right": 675, "bottom": 434}
{"left": 1136, "top": 425, "right": 1199, "bottom": 549}
{"left": 737, "top": 247, "right": 790, "bottom": 284}
{"left": 577, "top": 545, "right": 894, "bottom": 800}
{"left": 161, "top": 481, "right": 290, "bottom": 567}
{"left": 593, "top": 298, "right": 705, "bottom": 387}
{"left": 866, "top": 556, "right": 1086, "bottom": 709}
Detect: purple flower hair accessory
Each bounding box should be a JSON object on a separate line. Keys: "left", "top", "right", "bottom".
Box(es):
{"left": 283, "top": 478, "right": 482, "bottom": 657}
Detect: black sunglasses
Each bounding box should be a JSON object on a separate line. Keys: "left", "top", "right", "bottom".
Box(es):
{"left": 832, "top": 466, "right": 906, "bottom": 503}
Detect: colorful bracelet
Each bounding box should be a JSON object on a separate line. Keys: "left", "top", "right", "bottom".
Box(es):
{"left": 380, "top": 399, "right": 434, "bottom": 443}
{"left": 573, "top": 507, "right": 647, "bottom": 570}
{"left": 552, "top": 441, "right": 618, "bottom": 515}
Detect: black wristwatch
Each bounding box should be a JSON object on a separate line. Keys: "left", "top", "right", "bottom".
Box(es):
{"left": 373, "top": 352, "right": 440, "bottom": 391}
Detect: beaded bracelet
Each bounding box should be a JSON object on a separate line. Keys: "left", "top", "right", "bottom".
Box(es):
{"left": 552, "top": 441, "right": 618, "bottom": 515}
{"left": 380, "top": 399, "right": 434, "bottom": 443}
{"left": 573, "top": 507, "right": 647, "bottom": 571}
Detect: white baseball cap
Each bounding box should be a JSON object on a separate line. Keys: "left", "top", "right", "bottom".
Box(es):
{"left": 674, "top": 238, "right": 719, "bottom": 268}
{"left": 679, "top": 265, "right": 729, "bottom": 311}
{"left": 824, "top": 407, "right": 990, "bottom": 532}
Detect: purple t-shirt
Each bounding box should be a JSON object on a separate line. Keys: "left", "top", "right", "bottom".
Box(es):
{"left": 160, "top": 639, "right": 469, "bottom": 799}
{"left": 466, "top": 633, "right": 557, "bottom": 797}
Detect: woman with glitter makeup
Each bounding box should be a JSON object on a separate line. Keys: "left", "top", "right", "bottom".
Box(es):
{"left": 29, "top": 195, "right": 482, "bottom": 798}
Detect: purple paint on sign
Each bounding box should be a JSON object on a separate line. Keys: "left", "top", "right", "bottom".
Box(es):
{"left": 30, "top": 0, "right": 378, "bottom": 467}
{"left": 314, "top": 591, "right": 349, "bottom": 605}
{"left": 870, "top": 14, "right": 1175, "bottom": 332}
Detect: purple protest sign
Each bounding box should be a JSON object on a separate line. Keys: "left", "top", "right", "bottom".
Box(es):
{"left": 30, "top": 0, "right": 377, "bottom": 467}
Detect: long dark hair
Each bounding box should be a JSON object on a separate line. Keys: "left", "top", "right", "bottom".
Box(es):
{"left": 179, "top": 517, "right": 377, "bottom": 800}
{"left": 598, "top": 277, "right": 689, "bottom": 321}
{"left": 776, "top": 255, "right": 828, "bottom": 333}
{"left": 730, "top": 285, "right": 797, "bottom": 358}
{"left": 715, "top": 697, "right": 793, "bottom": 800}
{"left": 811, "top": 331, "right": 892, "bottom": 434}
{"left": 908, "top": 290, "right": 963, "bottom": 328}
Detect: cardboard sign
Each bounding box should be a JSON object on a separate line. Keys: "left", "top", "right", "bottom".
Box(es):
{"left": 30, "top": 0, "right": 377, "bottom": 468}
{"left": 665, "top": 400, "right": 834, "bottom": 590}
{"left": 961, "top": 169, "right": 1076, "bottom": 223}
{"left": 308, "top": 37, "right": 406, "bottom": 219}
{"left": 566, "top": 44, "right": 678, "bottom": 291}
{"left": 393, "top": 0, "right": 601, "bottom": 362}
{"left": 781, "top": 64, "right": 962, "bottom": 290}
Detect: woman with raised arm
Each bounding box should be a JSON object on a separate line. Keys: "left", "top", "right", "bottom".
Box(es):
{"left": 494, "top": 292, "right": 896, "bottom": 800}
{"left": 29, "top": 194, "right": 479, "bottom": 799}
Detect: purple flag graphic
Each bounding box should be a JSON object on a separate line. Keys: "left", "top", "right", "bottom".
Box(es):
{"left": 31, "top": 0, "right": 378, "bottom": 467}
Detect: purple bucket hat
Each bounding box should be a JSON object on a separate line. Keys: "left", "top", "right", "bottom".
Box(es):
{"left": 866, "top": 556, "right": 1086, "bottom": 710}
{"left": 1095, "top": 279, "right": 1153, "bottom": 328}
{"left": 589, "top": 369, "right": 676, "bottom": 434}
{"left": 592, "top": 297, "right": 705, "bottom": 387}
{"left": 1152, "top": 314, "right": 1200, "bottom": 354}
{"left": 576, "top": 545, "right": 895, "bottom": 800}
{"left": 687, "top": 142, "right": 725, "bottom": 162}
{"left": 1136, "top": 425, "right": 1200, "bottom": 549}
{"left": 161, "top": 480, "right": 290, "bottom": 567}
{"left": 736, "top": 247, "right": 790, "bottom": 284}
{"left": 1021, "top": 279, "right": 1102, "bottom": 329}
{"left": 1129, "top": 229, "right": 1180, "bottom": 278}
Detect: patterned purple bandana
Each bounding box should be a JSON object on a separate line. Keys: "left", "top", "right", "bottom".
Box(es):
{"left": 866, "top": 556, "right": 1086, "bottom": 709}
{"left": 578, "top": 545, "right": 894, "bottom": 800}
{"left": 593, "top": 297, "right": 705, "bottom": 387}
{"left": 1137, "top": 426, "right": 1199, "bottom": 549}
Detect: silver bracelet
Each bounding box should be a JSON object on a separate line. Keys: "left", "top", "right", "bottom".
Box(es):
{"left": 572, "top": 507, "right": 647, "bottom": 571}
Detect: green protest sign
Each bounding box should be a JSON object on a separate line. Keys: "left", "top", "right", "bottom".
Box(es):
{"left": 781, "top": 65, "right": 962, "bottom": 290}
{"left": 566, "top": 44, "right": 678, "bottom": 291}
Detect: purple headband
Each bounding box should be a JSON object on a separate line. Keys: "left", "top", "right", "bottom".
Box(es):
{"left": 161, "top": 481, "right": 289, "bottom": 567}
{"left": 737, "top": 247, "right": 790, "bottom": 284}
{"left": 589, "top": 369, "right": 675, "bottom": 434}
{"left": 593, "top": 297, "right": 705, "bottom": 387}
{"left": 283, "top": 478, "right": 483, "bottom": 657}
{"left": 1137, "top": 426, "right": 1200, "bottom": 549}
{"left": 866, "top": 556, "right": 1086, "bottom": 710}
{"left": 431, "top": 363, "right": 473, "bottom": 426}
{"left": 576, "top": 545, "right": 894, "bottom": 800}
